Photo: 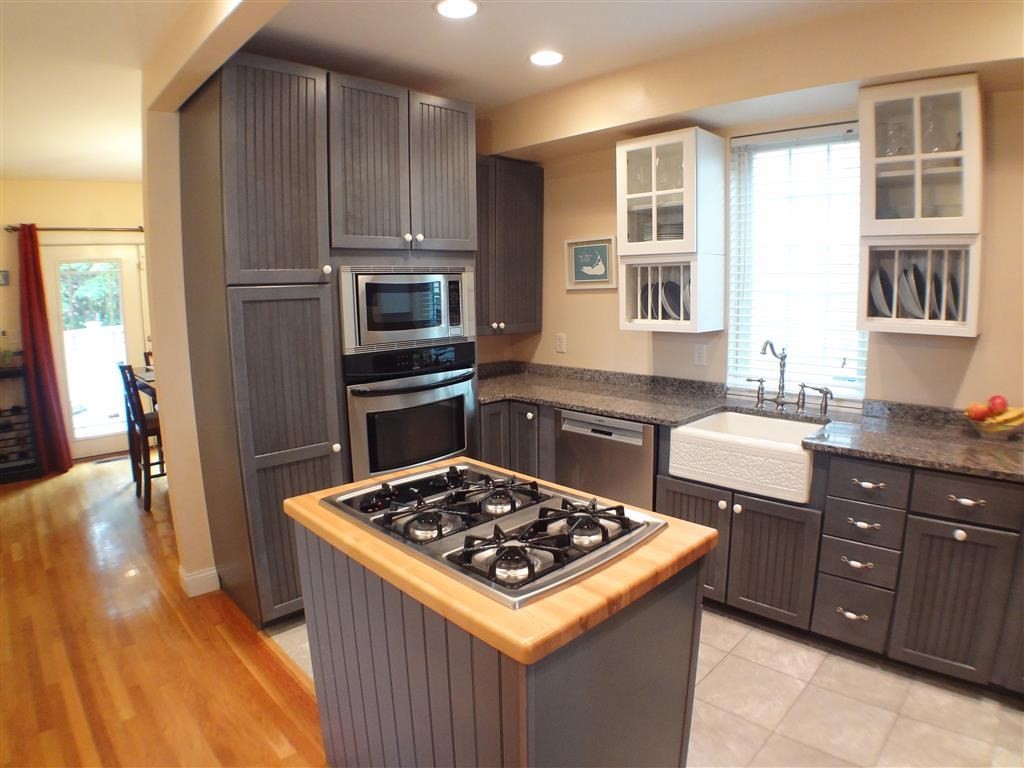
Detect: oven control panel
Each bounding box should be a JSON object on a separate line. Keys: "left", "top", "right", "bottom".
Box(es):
{"left": 343, "top": 341, "right": 476, "bottom": 383}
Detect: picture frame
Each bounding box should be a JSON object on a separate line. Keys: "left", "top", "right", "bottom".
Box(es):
{"left": 565, "top": 236, "right": 617, "bottom": 290}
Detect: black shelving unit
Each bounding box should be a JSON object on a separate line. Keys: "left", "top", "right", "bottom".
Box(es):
{"left": 0, "top": 367, "right": 42, "bottom": 483}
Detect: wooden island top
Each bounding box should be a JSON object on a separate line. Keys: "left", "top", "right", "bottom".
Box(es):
{"left": 284, "top": 457, "right": 717, "bottom": 665}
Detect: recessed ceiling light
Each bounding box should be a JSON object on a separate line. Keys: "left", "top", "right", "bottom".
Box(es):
{"left": 435, "top": 0, "right": 478, "bottom": 19}
{"left": 530, "top": 50, "right": 563, "bottom": 67}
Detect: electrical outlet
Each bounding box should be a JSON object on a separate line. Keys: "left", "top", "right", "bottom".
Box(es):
{"left": 555, "top": 333, "right": 567, "bottom": 354}
{"left": 693, "top": 343, "right": 708, "bottom": 366}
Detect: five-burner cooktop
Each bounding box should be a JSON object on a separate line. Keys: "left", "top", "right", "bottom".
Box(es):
{"left": 320, "top": 464, "right": 666, "bottom": 609}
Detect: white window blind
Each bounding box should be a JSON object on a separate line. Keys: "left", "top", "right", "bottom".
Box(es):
{"left": 728, "top": 124, "right": 867, "bottom": 403}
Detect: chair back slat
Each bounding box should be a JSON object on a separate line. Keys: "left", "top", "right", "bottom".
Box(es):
{"left": 118, "top": 363, "right": 145, "bottom": 431}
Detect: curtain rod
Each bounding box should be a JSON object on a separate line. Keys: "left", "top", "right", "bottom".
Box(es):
{"left": 4, "top": 225, "right": 144, "bottom": 233}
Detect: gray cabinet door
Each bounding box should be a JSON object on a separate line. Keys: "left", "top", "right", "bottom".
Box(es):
{"left": 409, "top": 92, "right": 477, "bottom": 251}
{"left": 727, "top": 495, "right": 822, "bottom": 628}
{"left": 655, "top": 476, "right": 731, "bottom": 602}
{"left": 888, "top": 515, "right": 1019, "bottom": 683}
{"left": 495, "top": 158, "right": 543, "bottom": 334}
{"left": 228, "top": 284, "right": 344, "bottom": 621}
{"left": 478, "top": 401, "right": 510, "bottom": 469}
{"left": 328, "top": 73, "right": 411, "bottom": 250}
{"left": 475, "top": 156, "right": 497, "bottom": 335}
{"left": 508, "top": 401, "right": 539, "bottom": 476}
{"left": 221, "top": 55, "right": 329, "bottom": 284}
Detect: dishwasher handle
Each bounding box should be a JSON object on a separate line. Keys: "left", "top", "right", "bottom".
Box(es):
{"left": 559, "top": 411, "right": 647, "bottom": 447}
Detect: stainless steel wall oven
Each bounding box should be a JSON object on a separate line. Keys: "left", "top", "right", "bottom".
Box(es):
{"left": 344, "top": 342, "right": 478, "bottom": 480}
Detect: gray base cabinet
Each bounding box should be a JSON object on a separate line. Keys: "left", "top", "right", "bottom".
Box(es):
{"left": 887, "top": 515, "right": 1019, "bottom": 683}
{"left": 476, "top": 156, "right": 543, "bottom": 335}
{"left": 477, "top": 400, "right": 554, "bottom": 480}
{"left": 726, "top": 494, "right": 821, "bottom": 629}
{"left": 656, "top": 475, "right": 731, "bottom": 602}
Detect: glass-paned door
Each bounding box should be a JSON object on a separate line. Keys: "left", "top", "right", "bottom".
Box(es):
{"left": 41, "top": 244, "right": 147, "bottom": 459}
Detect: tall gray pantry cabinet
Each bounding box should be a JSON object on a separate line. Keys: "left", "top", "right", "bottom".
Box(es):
{"left": 180, "top": 54, "right": 345, "bottom": 626}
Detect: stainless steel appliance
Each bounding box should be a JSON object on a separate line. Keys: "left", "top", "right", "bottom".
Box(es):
{"left": 339, "top": 265, "right": 475, "bottom": 354}
{"left": 345, "top": 342, "right": 477, "bottom": 480}
{"left": 321, "top": 464, "right": 666, "bottom": 608}
{"left": 555, "top": 410, "right": 656, "bottom": 509}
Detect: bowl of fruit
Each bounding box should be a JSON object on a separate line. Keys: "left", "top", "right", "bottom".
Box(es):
{"left": 964, "top": 395, "right": 1024, "bottom": 440}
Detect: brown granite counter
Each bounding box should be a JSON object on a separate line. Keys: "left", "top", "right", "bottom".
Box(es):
{"left": 479, "top": 370, "right": 1024, "bottom": 484}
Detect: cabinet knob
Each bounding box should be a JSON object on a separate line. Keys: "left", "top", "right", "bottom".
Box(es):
{"left": 404, "top": 233, "right": 413, "bottom": 242}
{"left": 331, "top": 443, "right": 341, "bottom": 453}
{"left": 322, "top": 264, "right": 333, "bottom": 275}
{"left": 526, "top": 411, "right": 535, "bottom": 421}
{"left": 717, "top": 500, "right": 728, "bottom": 510}
{"left": 491, "top": 322, "right": 499, "bottom": 330}
{"left": 953, "top": 528, "right": 968, "bottom": 542}
{"left": 498, "top": 321, "right": 506, "bottom": 329}
{"left": 415, "top": 233, "right": 425, "bottom": 242}
{"left": 733, "top": 503, "right": 743, "bottom": 514}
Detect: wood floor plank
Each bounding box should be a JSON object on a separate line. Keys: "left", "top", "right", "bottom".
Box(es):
{"left": 0, "top": 458, "right": 325, "bottom": 767}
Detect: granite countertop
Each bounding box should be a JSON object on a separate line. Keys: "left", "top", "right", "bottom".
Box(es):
{"left": 478, "top": 370, "right": 1024, "bottom": 483}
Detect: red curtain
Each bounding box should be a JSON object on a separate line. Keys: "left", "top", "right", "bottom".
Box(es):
{"left": 18, "top": 224, "right": 72, "bottom": 475}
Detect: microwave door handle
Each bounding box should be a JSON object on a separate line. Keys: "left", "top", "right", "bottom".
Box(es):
{"left": 349, "top": 371, "right": 475, "bottom": 397}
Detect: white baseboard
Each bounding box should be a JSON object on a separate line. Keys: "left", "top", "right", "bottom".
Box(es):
{"left": 178, "top": 564, "right": 221, "bottom": 596}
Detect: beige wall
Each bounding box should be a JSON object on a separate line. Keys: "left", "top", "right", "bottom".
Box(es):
{"left": 506, "top": 88, "right": 1024, "bottom": 409}
{"left": 0, "top": 178, "right": 143, "bottom": 350}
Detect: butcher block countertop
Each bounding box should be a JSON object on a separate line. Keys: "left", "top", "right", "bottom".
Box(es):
{"left": 284, "top": 457, "right": 717, "bottom": 665}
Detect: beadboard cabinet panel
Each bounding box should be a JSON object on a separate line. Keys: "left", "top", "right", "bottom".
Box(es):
{"left": 656, "top": 475, "right": 730, "bottom": 602}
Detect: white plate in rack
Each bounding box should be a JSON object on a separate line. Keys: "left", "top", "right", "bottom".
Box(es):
{"left": 870, "top": 268, "right": 892, "bottom": 317}
{"left": 946, "top": 274, "right": 960, "bottom": 320}
{"left": 898, "top": 270, "right": 924, "bottom": 318}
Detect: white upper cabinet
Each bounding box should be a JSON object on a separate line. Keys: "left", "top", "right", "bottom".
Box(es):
{"left": 616, "top": 127, "right": 725, "bottom": 256}
{"left": 859, "top": 74, "right": 981, "bottom": 236}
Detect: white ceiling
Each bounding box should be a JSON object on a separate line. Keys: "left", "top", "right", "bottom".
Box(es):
{"left": 247, "top": 0, "right": 870, "bottom": 111}
{"left": 0, "top": 0, "right": 189, "bottom": 181}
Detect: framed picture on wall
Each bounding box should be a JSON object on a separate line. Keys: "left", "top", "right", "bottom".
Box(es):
{"left": 565, "top": 236, "right": 616, "bottom": 290}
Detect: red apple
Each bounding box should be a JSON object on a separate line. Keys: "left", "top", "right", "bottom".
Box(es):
{"left": 965, "top": 401, "right": 991, "bottom": 421}
{"left": 988, "top": 394, "right": 1008, "bottom": 416}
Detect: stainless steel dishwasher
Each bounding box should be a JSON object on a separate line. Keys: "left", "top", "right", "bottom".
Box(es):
{"left": 555, "top": 409, "right": 656, "bottom": 509}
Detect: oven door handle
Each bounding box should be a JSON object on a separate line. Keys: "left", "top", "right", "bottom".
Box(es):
{"left": 349, "top": 371, "right": 475, "bottom": 398}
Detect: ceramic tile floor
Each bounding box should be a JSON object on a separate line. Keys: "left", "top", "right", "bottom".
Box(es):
{"left": 266, "top": 607, "right": 1024, "bottom": 768}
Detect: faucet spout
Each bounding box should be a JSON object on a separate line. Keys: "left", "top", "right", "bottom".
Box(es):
{"left": 761, "top": 339, "right": 784, "bottom": 361}
{"left": 760, "top": 339, "right": 788, "bottom": 403}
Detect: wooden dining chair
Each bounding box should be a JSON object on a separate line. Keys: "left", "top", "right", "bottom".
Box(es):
{"left": 117, "top": 363, "right": 165, "bottom": 511}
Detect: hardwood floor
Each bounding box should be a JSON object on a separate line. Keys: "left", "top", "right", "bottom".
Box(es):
{"left": 0, "top": 457, "right": 325, "bottom": 767}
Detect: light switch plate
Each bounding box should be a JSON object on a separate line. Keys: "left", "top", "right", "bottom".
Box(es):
{"left": 555, "top": 333, "right": 566, "bottom": 354}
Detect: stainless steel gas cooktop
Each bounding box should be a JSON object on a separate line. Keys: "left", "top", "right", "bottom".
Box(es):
{"left": 320, "top": 464, "right": 666, "bottom": 609}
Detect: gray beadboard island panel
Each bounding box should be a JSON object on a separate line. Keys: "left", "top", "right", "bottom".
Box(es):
{"left": 295, "top": 525, "right": 703, "bottom": 768}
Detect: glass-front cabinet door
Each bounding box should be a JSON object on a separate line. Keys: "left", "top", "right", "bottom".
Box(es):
{"left": 617, "top": 128, "right": 698, "bottom": 255}
{"left": 859, "top": 74, "right": 981, "bottom": 236}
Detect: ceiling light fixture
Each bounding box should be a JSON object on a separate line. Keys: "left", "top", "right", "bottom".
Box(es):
{"left": 530, "top": 50, "right": 563, "bottom": 67}
{"left": 435, "top": 0, "right": 478, "bottom": 19}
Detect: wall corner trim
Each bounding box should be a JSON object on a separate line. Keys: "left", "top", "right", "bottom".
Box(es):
{"left": 179, "top": 564, "right": 221, "bottom": 597}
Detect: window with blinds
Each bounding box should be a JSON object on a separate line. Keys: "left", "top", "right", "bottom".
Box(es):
{"left": 728, "top": 123, "right": 867, "bottom": 404}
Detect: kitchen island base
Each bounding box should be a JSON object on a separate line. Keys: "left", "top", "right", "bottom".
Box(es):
{"left": 296, "top": 526, "right": 704, "bottom": 768}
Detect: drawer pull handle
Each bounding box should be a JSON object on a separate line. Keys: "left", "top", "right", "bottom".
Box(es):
{"left": 836, "top": 607, "right": 869, "bottom": 622}
{"left": 852, "top": 478, "right": 886, "bottom": 491}
{"left": 841, "top": 555, "right": 874, "bottom": 570}
{"left": 846, "top": 517, "right": 881, "bottom": 531}
{"left": 947, "top": 494, "right": 987, "bottom": 508}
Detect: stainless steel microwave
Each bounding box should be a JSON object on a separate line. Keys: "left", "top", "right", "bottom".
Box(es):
{"left": 339, "top": 266, "right": 475, "bottom": 354}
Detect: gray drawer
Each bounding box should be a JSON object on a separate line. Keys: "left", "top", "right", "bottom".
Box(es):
{"left": 819, "top": 535, "right": 901, "bottom": 590}
{"left": 824, "top": 497, "right": 907, "bottom": 550}
{"left": 911, "top": 470, "right": 1024, "bottom": 531}
{"left": 811, "top": 573, "right": 894, "bottom": 654}
{"left": 828, "top": 457, "right": 911, "bottom": 509}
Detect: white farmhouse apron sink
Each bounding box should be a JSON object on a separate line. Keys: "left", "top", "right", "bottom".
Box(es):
{"left": 668, "top": 411, "right": 824, "bottom": 503}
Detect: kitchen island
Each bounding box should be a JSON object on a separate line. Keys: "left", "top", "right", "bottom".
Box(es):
{"left": 284, "top": 458, "right": 717, "bottom": 767}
